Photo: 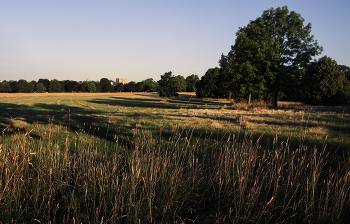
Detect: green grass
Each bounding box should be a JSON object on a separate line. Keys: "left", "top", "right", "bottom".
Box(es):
{"left": 0, "top": 93, "right": 349, "bottom": 223}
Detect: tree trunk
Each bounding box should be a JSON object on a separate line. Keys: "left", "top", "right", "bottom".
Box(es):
{"left": 274, "top": 91, "right": 278, "bottom": 107}
{"left": 274, "top": 73, "right": 281, "bottom": 107}
{"left": 248, "top": 93, "right": 251, "bottom": 105}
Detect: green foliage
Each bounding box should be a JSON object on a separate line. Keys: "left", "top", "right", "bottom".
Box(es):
{"left": 17, "top": 80, "right": 26, "bottom": 93}
{"left": 185, "top": 74, "right": 199, "bottom": 92}
{"left": 100, "top": 78, "right": 112, "bottom": 92}
{"left": 125, "top": 81, "right": 136, "bottom": 92}
{"left": 1, "top": 81, "right": 12, "bottom": 93}
{"left": 30, "top": 81, "right": 37, "bottom": 92}
{"left": 196, "top": 67, "right": 220, "bottom": 98}
{"left": 174, "top": 75, "right": 186, "bottom": 92}
{"left": 9, "top": 81, "right": 18, "bottom": 93}
{"left": 49, "top": 79, "right": 61, "bottom": 93}
{"left": 221, "top": 6, "right": 322, "bottom": 106}
{"left": 38, "top": 79, "right": 50, "bottom": 90}
{"left": 142, "top": 78, "right": 158, "bottom": 92}
{"left": 17, "top": 79, "right": 33, "bottom": 93}
{"left": 95, "top": 82, "right": 102, "bottom": 92}
{"left": 302, "top": 56, "right": 348, "bottom": 105}
{"left": 157, "top": 71, "right": 176, "bottom": 97}
{"left": 64, "top": 81, "right": 79, "bottom": 92}
{"left": 36, "top": 83, "right": 46, "bottom": 93}
{"left": 79, "top": 82, "right": 88, "bottom": 92}
{"left": 114, "top": 83, "right": 124, "bottom": 92}
{"left": 87, "top": 83, "right": 96, "bottom": 93}
{"left": 135, "top": 82, "right": 144, "bottom": 92}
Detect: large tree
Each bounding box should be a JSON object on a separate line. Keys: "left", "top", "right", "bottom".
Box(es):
{"left": 228, "top": 6, "right": 322, "bottom": 106}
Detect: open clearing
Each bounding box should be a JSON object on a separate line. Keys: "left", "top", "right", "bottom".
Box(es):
{"left": 1, "top": 92, "right": 349, "bottom": 149}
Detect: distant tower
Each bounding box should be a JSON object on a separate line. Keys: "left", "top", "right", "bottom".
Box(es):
{"left": 116, "top": 78, "right": 127, "bottom": 85}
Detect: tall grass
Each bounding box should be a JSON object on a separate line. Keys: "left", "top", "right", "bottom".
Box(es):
{"left": 0, "top": 126, "right": 349, "bottom": 223}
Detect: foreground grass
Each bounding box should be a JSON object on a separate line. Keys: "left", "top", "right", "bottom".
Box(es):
{"left": 0, "top": 93, "right": 350, "bottom": 223}
{"left": 1, "top": 128, "right": 350, "bottom": 223}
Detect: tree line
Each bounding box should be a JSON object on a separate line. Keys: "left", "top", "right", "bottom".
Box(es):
{"left": 0, "top": 75, "right": 199, "bottom": 94}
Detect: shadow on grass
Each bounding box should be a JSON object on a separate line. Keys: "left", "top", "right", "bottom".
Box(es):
{"left": 88, "top": 97, "right": 231, "bottom": 110}
{"left": 0, "top": 102, "right": 136, "bottom": 147}
{"left": 0, "top": 97, "right": 349, "bottom": 161}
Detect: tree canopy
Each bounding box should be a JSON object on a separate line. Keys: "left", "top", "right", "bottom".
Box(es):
{"left": 301, "top": 56, "right": 349, "bottom": 105}
{"left": 49, "top": 79, "right": 61, "bottom": 93}
{"left": 185, "top": 74, "right": 199, "bottom": 92}
{"left": 222, "top": 6, "right": 322, "bottom": 106}
{"left": 157, "top": 71, "right": 176, "bottom": 97}
{"left": 100, "top": 78, "right": 112, "bottom": 92}
{"left": 196, "top": 67, "right": 220, "bottom": 98}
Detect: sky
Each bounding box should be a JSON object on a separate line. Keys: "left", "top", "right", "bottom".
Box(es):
{"left": 0, "top": 0, "right": 349, "bottom": 82}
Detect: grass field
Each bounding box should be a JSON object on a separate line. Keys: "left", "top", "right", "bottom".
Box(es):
{"left": 0, "top": 92, "right": 349, "bottom": 223}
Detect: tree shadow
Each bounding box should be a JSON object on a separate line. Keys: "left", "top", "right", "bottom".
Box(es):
{"left": 88, "top": 97, "right": 231, "bottom": 110}
{"left": 0, "top": 102, "right": 135, "bottom": 146}
{"left": 0, "top": 98, "right": 348, "bottom": 161}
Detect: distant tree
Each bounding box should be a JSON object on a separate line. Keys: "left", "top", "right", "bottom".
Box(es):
{"left": 60, "top": 80, "right": 68, "bottom": 92}
{"left": 174, "top": 75, "right": 186, "bottom": 92}
{"left": 87, "top": 83, "right": 96, "bottom": 93}
{"left": 0, "top": 82, "right": 2, "bottom": 92}
{"left": 1, "top": 81, "right": 12, "bottom": 93}
{"left": 36, "top": 83, "right": 46, "bottom": 93}
{"left": 142, "top": 78, "right": 158, "bottom": 92}
{"left": 196, "top": 68, "right": 220, "bottom": 98}
{"left": 65, "top": 81, "right": 79, "bottom": 92}
{"left": 27, "top": 81, "right": 34, "bottom": 93}
{"left": 49, "top": 79, "right": 61, "bottom": 93}
{"left": 125, "top": 81, "right": 136, "bottom": 92}
{"left": 38, "top": 79, "right": 50, "bottom": 90}
{"left": 157, "top": 71, "right": 176, "bottom": 97}
{"left": 79, "top": 82, "right": 88, "bottom": 92}
{"left": 100, "top": 78, "right": 112, "bottom": 92}
{"left": 17, "top": 79, "right": 31, "bottom": 93}
{"left": 30, "top": 81, "right": 37, "bottom": 92}
{"left": 114, "top": 83, "right": 124, "bottom": 92}
{"left": 185, "top": 74, "right": 199, "bottom": 92}
{"left": 95, "top": 82, "right": 102, "bottom": 92}
{"left": 10, "top": 81, "right": 18, "bottom": 93}
{"left": 135, "top": 82, "right": 144, "bottom": 92}
{"left": 301, "top": 56, "right": 347, "bottom": 105}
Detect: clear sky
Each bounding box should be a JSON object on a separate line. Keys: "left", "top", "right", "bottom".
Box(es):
{"left": 0, "top": 0, "right": 349, "bottom": 82}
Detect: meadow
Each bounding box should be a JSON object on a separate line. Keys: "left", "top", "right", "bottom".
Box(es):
{"left": 0, "top": 92, "right": 349, "bottom": 223}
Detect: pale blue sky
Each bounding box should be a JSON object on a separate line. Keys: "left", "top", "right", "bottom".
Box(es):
{"left": 0, "top": 0, "right": 349, "bottom": 82}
